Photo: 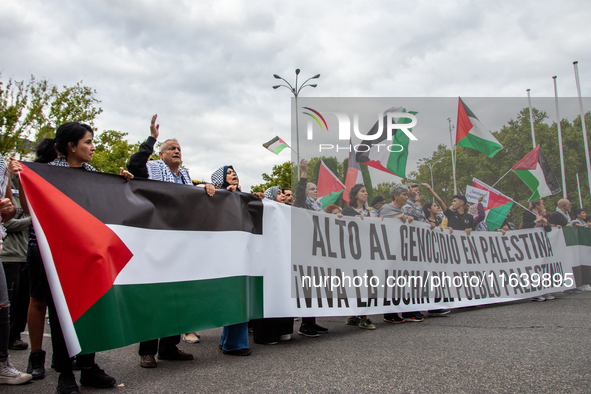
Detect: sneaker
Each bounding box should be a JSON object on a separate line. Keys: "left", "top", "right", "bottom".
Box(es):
{"left": 383, "top": 315, "right": 405, "bottom": 324}
{"left": 311, "top": 323, "right": 328, "bottom": 333}
{"left": 0, "top": 359, "right": 33, "bottom": 385}
{"left": 181, "top": 332, "right": 201, "bottom": 343}
{"left": 358, "top": 319, "right": 376, "bottom": 330}
{"left": 544, "top": 294, "right": 556, "bottom": 300}
{"left": 158, "top": 348, "right": 194, "bottom": 361}
{"left": 428, "top": 309, "right": 451, "bottom": 316}
{"left": 405, "top": 314, "right": 425, "bottom": 322}
{"left": 579, "top": 284, "right": 591, "bottom": 291}
{"left": 56, "top": 372, "right": 79, "bottom": 393}
{"left": 531, "top": 296, "right": 546, "bottom": 302}
{"left": 298, "top": 324, "right": 320, "bottom": 338}
{"left": 222, "top": 348, "right": 252, "bottom": 356}
{"left": 26, "top": 349, "right": 46, "bottom": 380}
{"left": 8, "top": 339, "right": 28, "bottom": 350}
{"left": 80, "top": 364, "right": 116, "bottom": 388}
{"left": 140, "top": 355, "right": 157, "bottom": 368}
{"left": 279, "top": 334, "right": 292, "bottom": 341}
{"left": 346, "top": 316, "right": 361, "bottom": 326}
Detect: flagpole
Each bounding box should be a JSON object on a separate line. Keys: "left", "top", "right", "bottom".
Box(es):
{"left": 577, "top": 173, "right": 583, "bottom": 209}
{"left": 553, "top": 76, "right": 567, "bottom": 199}
{"left": 476, "top": 179, "right": 537, "bottom": 215}
{"left": 573, "top": 61, "right": 591, "bottom": 200}
{"left": 491, "top": 169, "right": 512, "bottom": 188}
{"left": 448, "top": 118, "right": 457, "bottom": 195}
{"left": 526, "top": 89, "right": 536, "bottom": 149}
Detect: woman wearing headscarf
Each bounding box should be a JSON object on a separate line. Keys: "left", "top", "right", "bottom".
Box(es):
{"left": 10, "top": 122, "right": 132, "bottom": 393}
{"left": 210, "top": 165, "right": 252, "bottom": 356}
{"left": 250, "top": 186, "right": 294, "bottom": 344}
{"left": 293, "top": 159, "right": 329, "bottom": 337}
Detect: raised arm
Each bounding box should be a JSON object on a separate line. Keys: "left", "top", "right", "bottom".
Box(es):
{"left": 421, "top": 183, "right": 447, "bottom": 212}
{"left": 126, "top": 114, "right": 159, "bottom": 178}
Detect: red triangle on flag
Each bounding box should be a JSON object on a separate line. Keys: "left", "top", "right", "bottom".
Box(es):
{"left": 456, "top": 97, "right": 474, "bottom": 142}
{"left": 512, "top": 145, "right": 540, "bottom": 171}
{"left": 19, "top": 164, "right": 133, "bottom": 322}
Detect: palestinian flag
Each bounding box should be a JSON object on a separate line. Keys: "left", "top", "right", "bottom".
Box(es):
{"left": 18, "top": 163, "right": 268, "bottom": 356}
{"left": 355, "top": 107, "right": 417, "bottom": 178}
{"left": 512, "top": 145, "right": 561, "bottom": 201}
{"left": 343, "top": 140, "right": 364, "bottom": 203}
{"left": 472, "top": 178, "right": 514, "bottom": 231}
{"left": 317, "top": 160, "right": 345, "bottom": 209}
{"left": 263, "top": 136, "right": 289, "bottom": 155}
{"left": 456, "top": 97, "right": 502, "bottom": 158}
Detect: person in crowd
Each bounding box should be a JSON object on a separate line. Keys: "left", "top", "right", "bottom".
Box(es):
{"left": 11, "top": 123, "right": 131, "bottom": 392}
{"left": 2, "top": 175, "right": 31, "bottom": 353}
{"left": 571, "top": 208, "right": 588, "bottom": 227}
{"left": 444, "top": 195, "right": 474, "bottom": 235}
{"left": 283, "top": 188, "right": 293, "bottom": 205}
{"left": 403, "top": 184, "right": 451, "bottom": 318}
{"left": 127, "top": 114, "right": 213, "bottom": 367}
{"left": 586, "top": 216, "right": 591, "bottom": 227}
{"left": 522, "top": 199, "right": 551, "bottom": 231}
{"left": 293, "top": 159, "right": 329, "bottom": 338}
{"left": 370, "top": 195, "right": 385, "bottom": 217}
{"left": 548, "top": 199, "right": 572, "bottom": 227}
{"left": 251, "top": 186, "right": 294, "bottom": 345}
{"left": 0, "top": 155, "right": 30, "bottom": 385}
{"left": 342, "top": 183, "right": 376, "bottom": 329}
{"left": 521, "top": 200, "right": 555, "bottom": 301}
{"left": 11, "top": 138, "right": 58, "bottom": 381}
{"left": 325, "top": 204, "right": 343, "bottom": 216}
{"left": 210, "top": 165, "right": 253, "bottom": 356}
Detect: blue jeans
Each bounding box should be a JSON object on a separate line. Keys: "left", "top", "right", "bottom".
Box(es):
{"left": 219, "top": 323, "right": 249, "bottom": 351}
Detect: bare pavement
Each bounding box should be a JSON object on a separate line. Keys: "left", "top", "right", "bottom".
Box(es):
{"left": 4, "top": 290, "right": 591, "bottom": 393}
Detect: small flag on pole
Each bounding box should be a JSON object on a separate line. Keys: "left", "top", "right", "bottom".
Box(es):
{"left": 472, "top": 178, "right": 514, "bottom": 230}
{"left": 343, "top": 140, "right": 364, "bottom": 203}
{"left": 456, "top": 97, "right": 503, "bottom": 158}
{"left": 263, "top": 136, "right": 289, "bottom": 155}
{"left": 317, "top": 160, "right": 346, "bottom": 209}
{"left": 512, "top": 145, "right": 561, "bottom": 201}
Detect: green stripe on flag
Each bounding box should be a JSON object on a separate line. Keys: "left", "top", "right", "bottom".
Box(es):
{"left": 319, "top": 190, "right": 344, "bottom": 210}
{"left": 385, "top": 111, "right": 416, "bottom": 177}
{"left": 513, "top": 170, "right": 541, "bottom": 201}
{"left": 457, "top": 133, "right": 503, "bottom": 158}
{"left": 272, "top": 145, "right": 288, "bottom": 154}
{"left": 485, "top": 202, "right": 513, "bottom": 231}
{"left": 74, "top": 276, "right": 263, "bottom": 354}
{"left": 562, "top": 226, "right": 591, "bottom": 247}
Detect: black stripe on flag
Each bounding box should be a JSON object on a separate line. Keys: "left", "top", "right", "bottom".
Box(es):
{"left": 23, "top": 162, "right": 263, "bottom": 234}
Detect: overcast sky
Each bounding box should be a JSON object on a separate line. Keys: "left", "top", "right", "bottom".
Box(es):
{"left": 2, "top": 0, "right": 591, "bottom": 191}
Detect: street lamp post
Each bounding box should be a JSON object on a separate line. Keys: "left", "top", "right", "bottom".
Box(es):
{"left": 273, "top": 69, "right": 320, "bottom": 179}
{"left": 418, "top": 157, "right": 443, "bottom": 202}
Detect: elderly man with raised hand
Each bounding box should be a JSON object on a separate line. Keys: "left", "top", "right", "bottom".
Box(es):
{"left": 127, "top": 114, "right": 215, "bottom": 369}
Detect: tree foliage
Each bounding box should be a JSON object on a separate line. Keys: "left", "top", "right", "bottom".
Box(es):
{"left": 91, "top": 130, "right": 140, "bottom": 174}
{"left": 251, "top": 161, "right": 296, "bottom": 193}
{"left": 0, "top": 75, "right": 102, "bottom": 157}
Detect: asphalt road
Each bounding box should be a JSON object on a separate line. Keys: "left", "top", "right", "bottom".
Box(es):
{"left": 4, "top": 290, "right": 591, "bottom": 393}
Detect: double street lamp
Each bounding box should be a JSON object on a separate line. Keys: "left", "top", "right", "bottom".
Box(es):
{"left": 273, "top": 69, "right": 320, "bottom": 178}
{"left": 417, "top": 157, "right": 443, "bottom": 202}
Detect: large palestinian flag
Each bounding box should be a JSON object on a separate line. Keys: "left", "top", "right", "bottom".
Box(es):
{"left": 456, "top": 97, "right": 503, "bottom": 158}
{"left": 355, "top": 107, "right": 417, "bottom": 178}
{"left": 512, "top": 145, "right": 561, "bottom": 201}
{"left": 18, "top": 162, "right": 273, "bottom": 356}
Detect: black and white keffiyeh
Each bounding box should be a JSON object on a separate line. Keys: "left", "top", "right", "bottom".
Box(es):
{"left": 211, "top": 165, "right": 238, "bottom": 189}
{"left": 264, "top": 186, "right": 280, "bottom": 201}
{"left": 48, "top": 157, "right": 97, "bottom": 172}
{"left": 146, "top": 160, "right": 192, "bottom": 185}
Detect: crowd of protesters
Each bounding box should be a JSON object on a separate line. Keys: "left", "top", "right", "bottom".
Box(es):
{"left": 0, "top": 116, "right": 587, "bottom": 392}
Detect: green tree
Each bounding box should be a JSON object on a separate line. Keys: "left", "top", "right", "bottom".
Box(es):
{"left": 91, "top": 130, "right": 140, "bottom": 174}
{"left": 0, "top": 75, "right": 102, "bottom": 157}
{"left": 251, "top": 161, "right": 296, "bottom": 193}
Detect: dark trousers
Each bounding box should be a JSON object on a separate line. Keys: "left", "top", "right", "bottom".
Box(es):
{"left": 46, "top": 285, "right": 95, "bottom": 372}
{"left": 252, "top": 318, "right": 293, "bottom": 344}
{"left": 2, "top": 262, "right": 29, "bottom": 342}
{"left": 138, "top": 336, "right": 180, "bottom": 356}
